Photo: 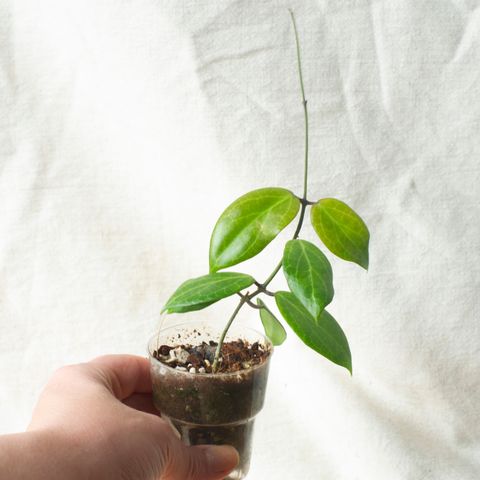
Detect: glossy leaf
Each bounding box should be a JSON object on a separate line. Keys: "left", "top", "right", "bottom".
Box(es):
{"left": 257, "top": 298, "right": 287, "bottom": 346}
{"left": 311, "top": 198, "right": 370, "bottom": 270}
{"left": 275, "top": 291, "right": 352, "bottom": 373}
{"left": 162, "top": 272, "right": 255, "bottom": 314}
{"left": 282, "top": 239, "right": 333, "bottom": 318}
{"left": 209, "top": 188, "right": 300, "bottom": 272}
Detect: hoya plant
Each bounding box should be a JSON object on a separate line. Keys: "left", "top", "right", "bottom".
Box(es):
{"left": 161, "top": 11, "right": 370, "bottom": 374}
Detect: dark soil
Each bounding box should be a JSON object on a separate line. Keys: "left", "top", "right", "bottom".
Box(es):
{"left": 153, "top": 339, "right": 269, "bottom": 374}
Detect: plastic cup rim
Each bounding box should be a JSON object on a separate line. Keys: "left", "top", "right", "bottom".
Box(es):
{"left": 147, "top": 321, "right": 274, "bottom": 378}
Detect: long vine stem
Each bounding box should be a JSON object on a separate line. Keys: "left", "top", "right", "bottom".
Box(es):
{"left": 212, "top": 10, "right": 309, "bottom": 372}
{"left": 289, "top": 9, "right": 309, "bottom": 200}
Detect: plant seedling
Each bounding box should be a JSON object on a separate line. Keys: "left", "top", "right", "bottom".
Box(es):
{"left": 161, "top": 11, "right": 370, "bottom": 375}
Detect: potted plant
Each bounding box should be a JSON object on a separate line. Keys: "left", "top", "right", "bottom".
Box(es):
{"left": 148, "top": 11, "right": 370, "bottom": 480}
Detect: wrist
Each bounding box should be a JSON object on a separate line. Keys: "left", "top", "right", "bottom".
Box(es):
{"left": 0, "top": 429, "right": 86, "bottom": 480}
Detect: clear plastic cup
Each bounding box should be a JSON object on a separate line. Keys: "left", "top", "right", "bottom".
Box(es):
{"left": 148, "top": 322, "right": 273, "bottom": 480}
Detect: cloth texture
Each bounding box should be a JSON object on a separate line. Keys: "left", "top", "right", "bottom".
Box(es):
{"left": 1, "top": 1, "right": 479, "bottom": 479}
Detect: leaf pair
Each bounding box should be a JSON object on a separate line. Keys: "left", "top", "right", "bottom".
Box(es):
{"left": 161, "top": 269, "right": 289, "bottom": 346}
{"left": 161, "top": 270, "right": 288, "bottom": 349}
{"left": 275, "top": 199, "right": 368, "bottom": 373}
{"left": 276, "top": 238, "right": 351, "bottom": 373}
{"left": 162, "top": 187, "right": 300, "bottom": 316}
{"left": 209, "top": 188, "right": 370, "bottom": 273}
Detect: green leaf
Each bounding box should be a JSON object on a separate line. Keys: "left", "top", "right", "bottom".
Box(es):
{"left": 257, "top": 298, "right": 287, "bottom": 346}
{"left": 162, "top": 272, "right": 255, "bottom": 314}
{"left": 163, "top": 300, "right": 216, "bottom": 314}
{"left": 282, "top": 239, "right": 333, "bottom": 319}
{"left": 311, "top": 198, "right": 370, "bottom": 270}
{"left": 275, "top": 291, "right": 352, "bottom": 373}
{"left": 209, "top": 188, "right": 300, "bottom": 272}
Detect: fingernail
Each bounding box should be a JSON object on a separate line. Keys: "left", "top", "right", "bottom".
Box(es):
{"left": 205, "top": 445, "right": 239, "bottom": 474}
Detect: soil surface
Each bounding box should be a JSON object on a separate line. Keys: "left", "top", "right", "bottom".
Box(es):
{"left": 153, "top": 339, "right": 269, "bottom": 374}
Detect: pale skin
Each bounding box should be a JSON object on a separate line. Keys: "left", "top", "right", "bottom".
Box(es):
{"left": 0, "top": 355, "right": 239, "bottom": 480}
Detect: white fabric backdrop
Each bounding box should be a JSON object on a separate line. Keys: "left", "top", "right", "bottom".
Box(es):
{"left": 1, "top": 1, "right": 479, "bottom": 478}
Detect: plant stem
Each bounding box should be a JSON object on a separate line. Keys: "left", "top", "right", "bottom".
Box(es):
{"left": 212, "top": 296, "right": 248, "bottom": 372}
{"left": 262, "top": 199, "right": 308, "bottom": 289}
{"left": 289, "top": 9, "right": 309, "bottom": 200}
{"left": 211, "top": 10, "right": 309, "bottom": 372}
{"left": 261, "top": 11, "right": 309, "bottom": 289}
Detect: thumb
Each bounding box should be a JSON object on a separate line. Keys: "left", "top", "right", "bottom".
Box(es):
{"left": 165, "top": 442, "right": 239, "bottom": 480}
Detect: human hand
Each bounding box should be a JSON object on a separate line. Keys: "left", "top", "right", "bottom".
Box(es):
{"left": 27, "top": 354, "right": 239, "bottom": 480}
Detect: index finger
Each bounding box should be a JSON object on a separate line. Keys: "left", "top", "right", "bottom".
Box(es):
{"left": 88, "top": 354, "right": 152, "bottom": 400}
